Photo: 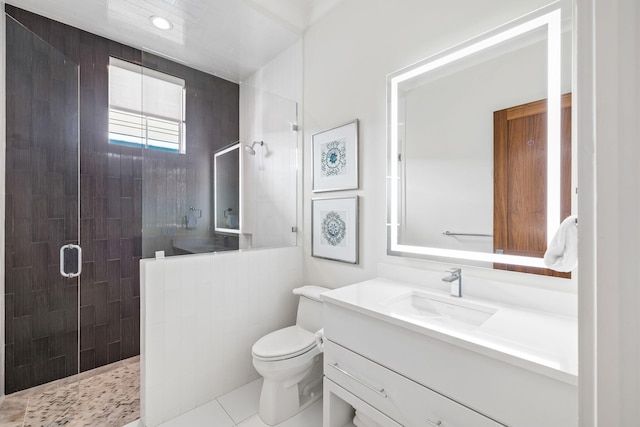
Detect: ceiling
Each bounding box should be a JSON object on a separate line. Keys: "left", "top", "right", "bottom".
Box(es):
{"left": 6, "top": 0, "right": 344, "bottom": 82}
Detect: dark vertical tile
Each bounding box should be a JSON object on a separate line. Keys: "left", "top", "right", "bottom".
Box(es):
{"left": 64, "top": 196, "right": 79, "bottom": 241}
{"left": 94, "top": 324, "right": 108, "bottom": 367}
{"left": 120, "top": 278, "right": 134, "bottom": 318}
{"left": 107, "top": 260, "right": 121, "bottom": 302}
{"left": 120, "top": 239, "right": 133, "bottom": 279}
{"left": 12, "top": 170, "right": 32, "bottom": 217}
{"left": 94, "top": 240, "right": 107, "bottom": 282}
{"left": 108, "top": 301, "right": 121, "bottom": 343}
{"left": 47, "top": 265, "right": 66, "bottom": 312}
{"left": 94, "top": 198, "right": 107, "bottom": 240}
{"left": 31, "top": 243, "right": 48, "bottom": 291}
{"left": 13, "top": 269, "right": 33, "bottom": 318}
{"left": 48, "top": 310, "right": 65, "bottom": 341}
{"left": 14, "top": 316, "right": 33, "bottom": 367}
{"left": 63, "top": 284, "right": 79, "bottom": 334}
{"left": 94, "top": 282, "right": 108, "bottom": 325}
{"left": 31, "top": 291, "right": 49, "bottom": 339}
{"left": 5, "top": 294, "right": 15, "bottom": 345}
{"left": 79, "top": 262, "right": 95, "bottom": 307}
{"left": 48, "top": 218, "right": 65, "bottom": 265}
{"left": 13, "top": 219, "right": 32, "bottom": 268}
{"left": 106, "top": 177, "right": 121, "bottom": 218}
{"left": 65, "top": 332, "right": 79, "bottom": 377}
{"left": 31, "top": 196, "right": 48, "bottom": 242}
{"left": 107, "top": 341, "right": 121, "bottom": 364}
{"left": 121, "top": 177, "right": 133, "bottom": 199}
{"left": 120, "top": 154, "right": 133, "bottom": 177}
{"left": 121, "top": 317, "right": 135, "bottom": 359}
{"left": 46, "top": 357, "right": 66, "bottom": 384}
{"left": 80, "top": 219, "right": 95, "bottom": 262}
{"left": 80, "top": 349, "right": 95, "bottom": 373}
{"left": 47, "top": 174, "right": 65, "bottom": 218}
{"left": 107, "top": 152, "right": 121, "bottom": 178}
{"left": 79, "top": 305, "right": 95, "bottom": 351}
{"left": 80, "top": 174, "right": 95, "bottom": 218}
{"left": 107, "top": 219, "right": 121, "bottom": 260}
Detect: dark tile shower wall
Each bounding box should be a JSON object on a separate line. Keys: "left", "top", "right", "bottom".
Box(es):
{"left": 4, "top": 16, "right": 80, "bottom": 393}
{"left": 140, "top": 54, "right": 240, "bottom": 258}
{"left": 6, "top": 5, "right": 239, "bottom": 387}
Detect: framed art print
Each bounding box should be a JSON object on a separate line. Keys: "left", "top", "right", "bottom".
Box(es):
{"left": 312, "top": 196, "right": 358, "bottom": 264}
{"left": 312, "top": 120, "right": 358, "bottom": 192}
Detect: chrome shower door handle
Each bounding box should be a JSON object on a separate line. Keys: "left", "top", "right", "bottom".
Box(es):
{"left": 59, "top": 244, "right": 82, "bottom": 278}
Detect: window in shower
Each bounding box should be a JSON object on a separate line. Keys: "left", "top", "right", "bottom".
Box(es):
{"left": 108, "top": 57, "right": 186, "bottom": 153}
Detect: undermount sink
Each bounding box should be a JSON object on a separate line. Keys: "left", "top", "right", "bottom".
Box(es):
{"left": 384, "top": 291, "right": 497, "bottom": 329}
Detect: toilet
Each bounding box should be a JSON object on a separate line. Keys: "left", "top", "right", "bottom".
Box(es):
{"left": 252, "top": 285, "right": 329, "bottom": 425}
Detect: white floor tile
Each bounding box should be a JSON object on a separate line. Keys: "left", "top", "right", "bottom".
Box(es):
{"left": 237, "top": 399, "right": 323, "bottom": 427}
{"left": 217, "top": 378, "right": 263, "bottom": 423}
{"left": 158, "top": 400, "right": 235, "bottom": 427}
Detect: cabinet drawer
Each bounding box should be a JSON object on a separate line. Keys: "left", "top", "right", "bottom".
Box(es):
{"left": 324, "top": 340, "right": 504, "bottom": 427}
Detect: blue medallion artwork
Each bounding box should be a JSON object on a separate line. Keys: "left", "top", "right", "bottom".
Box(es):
{"left": 321, "top": 138, "right": 347, "bottom": 177}
{"left": 321, "top": 211, "right": 347, "bottom": 247}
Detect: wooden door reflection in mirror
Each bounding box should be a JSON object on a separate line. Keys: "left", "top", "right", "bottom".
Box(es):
{"left": 494, "top": 93, "right": 572, "bottom": 277}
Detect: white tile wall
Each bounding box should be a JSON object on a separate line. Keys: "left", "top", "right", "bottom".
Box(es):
{"left": 239, "top": 41, "right": 303, "bottom": 250}
{"left": 140, "top": 245, "right": 303, "bottom": 426}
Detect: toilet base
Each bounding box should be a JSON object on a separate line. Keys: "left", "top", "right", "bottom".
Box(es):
{"left": 257, "top": 354, "right": 323, "bottom": 426}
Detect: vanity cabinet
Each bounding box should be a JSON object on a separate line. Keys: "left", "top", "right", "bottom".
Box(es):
{"left": 324, "top": 340, "right": 503, "bottom": 426}
{"left": 322, "top": 288, "right": 578, "bottom": 427}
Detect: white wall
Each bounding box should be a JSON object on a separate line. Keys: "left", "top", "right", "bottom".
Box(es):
{"left": 577, "top": 0, "right": 640, "bottom": 425}
{"left": 302, "top": 0, "right": 554, "bottom": 287}
{"left": 140, "top": 245, "right": 303, "bottom": 426}
{"left": 240, "top": 41, "right": 303, "bottom": 249}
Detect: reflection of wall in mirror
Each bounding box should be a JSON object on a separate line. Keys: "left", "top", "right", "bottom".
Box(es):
{"left": 401, "top": 30, "right": 572, "bottom": 254}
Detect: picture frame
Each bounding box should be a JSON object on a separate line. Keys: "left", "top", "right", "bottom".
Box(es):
{"left": 312, "top": 119, "right": 359, "bottom": 192}
{"left": 312, "top": 196, "right": 359, "bottom": 264}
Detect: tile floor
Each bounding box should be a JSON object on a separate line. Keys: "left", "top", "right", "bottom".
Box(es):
{"left": 0, "top": 357, "right": 140, "bottom": 427}
{"left": 132, "top": 378, "right": 322, "bottom": 427}
{"left": 1, "top": 365, "right": 323, "bottom": 427}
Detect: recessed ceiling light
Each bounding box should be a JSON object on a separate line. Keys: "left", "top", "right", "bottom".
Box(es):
{"left": 150, "top": 15, "right": 173, "bottom": 30}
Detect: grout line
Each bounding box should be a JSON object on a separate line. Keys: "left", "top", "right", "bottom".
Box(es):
{"left": 215, "top": 397, "right": 238, "bottom": 426}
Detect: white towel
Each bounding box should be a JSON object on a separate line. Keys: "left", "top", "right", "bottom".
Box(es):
{"left": 225, "top": 213, "right": 239, "bottom": 228}
{"left": 354, "top": 410, "right": 384, "bottom": 427}
{"left": 544, "top": 215, "right": 578, "bottom": 272}
{"left": 186, "top": 212, "right": 197, "bottom": 229}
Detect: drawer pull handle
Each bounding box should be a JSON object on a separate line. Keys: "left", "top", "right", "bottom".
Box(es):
{"left": 329, "top": 363, "right": 388, "bottom": 398}
{"left": 427, "top": 420, "right": 442, "bottom": 427}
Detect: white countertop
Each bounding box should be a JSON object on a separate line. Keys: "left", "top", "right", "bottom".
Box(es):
{"left": 321, "top": 278, "right": 578, "bottom": 385}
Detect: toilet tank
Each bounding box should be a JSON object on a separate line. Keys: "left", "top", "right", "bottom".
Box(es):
{"left": 293, "top": 286, "right": 330, "bottom": 332}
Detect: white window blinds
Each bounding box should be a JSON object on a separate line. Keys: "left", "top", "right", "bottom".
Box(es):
{"left": 108, "top": 57, "right": 186, "bottom": 153}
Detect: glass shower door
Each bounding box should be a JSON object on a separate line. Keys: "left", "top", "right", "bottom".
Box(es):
{"left": 5, "top": 15, "right": 80, "bottom": 396}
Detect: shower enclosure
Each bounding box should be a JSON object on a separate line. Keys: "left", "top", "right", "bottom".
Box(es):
{"left": 4, "top": 6, "right": 144, "bottom": 396}
{"left": 5, "top": 15, "right": 80, "bottom": 393}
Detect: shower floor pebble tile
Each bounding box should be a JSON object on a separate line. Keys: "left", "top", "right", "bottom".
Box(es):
{"left": 0, "top": 357, "right": 140, "bottom": 427}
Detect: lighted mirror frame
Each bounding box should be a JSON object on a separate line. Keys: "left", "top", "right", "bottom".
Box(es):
{"left": 387, "top": 3, "right": 563, "bottom": 269}
{"left": 214, "top": 143, "right": 242, "bottom": 234}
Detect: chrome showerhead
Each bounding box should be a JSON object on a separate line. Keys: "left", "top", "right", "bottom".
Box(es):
{"left": 244, "top": 140, "right": 264, "bottom": 155}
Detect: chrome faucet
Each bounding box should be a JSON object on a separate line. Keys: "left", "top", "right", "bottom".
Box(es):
{"left": 442, "top": 268, "right": 462, "bottom": 297}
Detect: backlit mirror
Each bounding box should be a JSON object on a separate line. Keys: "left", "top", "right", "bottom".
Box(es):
{"left": 214, "top": 144, "right": 241, "bottom": 234}
{"left": 387, "top": 3, "right": 573, "bottom": 273}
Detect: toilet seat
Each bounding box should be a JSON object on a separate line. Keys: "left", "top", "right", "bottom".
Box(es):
{"left": 252, "top": 325, "right": 317, "bottom": 361}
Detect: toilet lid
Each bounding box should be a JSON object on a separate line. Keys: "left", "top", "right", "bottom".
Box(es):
{"left": 252, "top": 325, "right": 317, "bottom": 361}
